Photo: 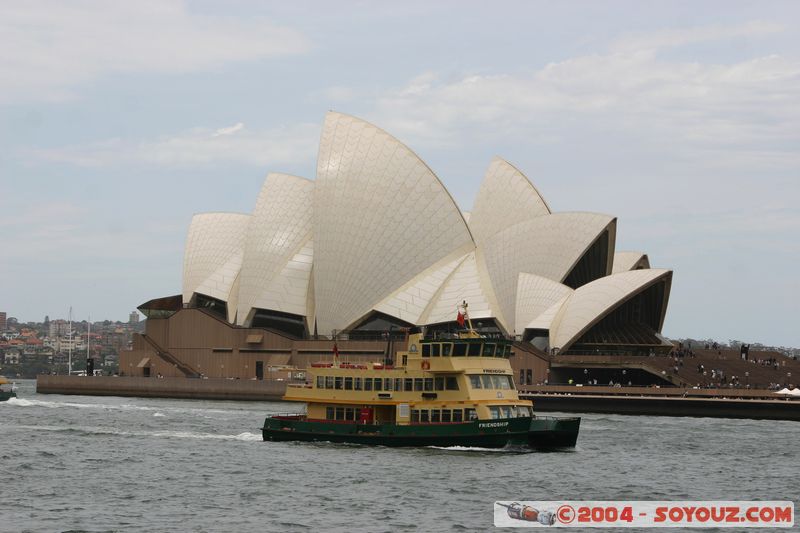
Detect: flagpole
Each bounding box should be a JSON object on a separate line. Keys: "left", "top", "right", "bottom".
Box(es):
{"left": 68, "top": 306, "right": 73, "bottom": 375}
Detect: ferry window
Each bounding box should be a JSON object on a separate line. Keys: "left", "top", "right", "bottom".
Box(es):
{"left": 453, "top": 343, "right": 467, "bottom": 356}
{"left": 431, "top": 409, "right": 441, "bottom": 423}
{"left": 505, "top": 376, "right": 514, "bottom": 389}
{"left": 354, "top": 377, "right": 362, "bottom": 390}
{"left": 422, "top": 344, "right": 430, "bottom": 357}
{"left": 404, "top": 378, "right": 413, "bottom": 392}
{"left": 434, "top": 376, "right": 445, "bottom": 391}
{"left": 489, "top": 406, "right": 500, "bottom": 419}
{"left": 344, "top": 377, "right": 353, "bottom": 390}
{"left": 424, "top": 378, "right": 433, "bottom": 391}
{"left": 334, "top": 377, "right": 343, "bottom": 390}
{"left": 414, "top": 378, "right": 423, "bottom": 391}
{"left": 326, "top": 407, "right": 334, "bottom": 420}
{"left": 335, "top": 407, "right": 345, "bottom": 420}
{"left": 395, "top": 378, "right": 403, "bottom": 392}
{"left": 452, "top": 409, "right": 463, "bottom": 422}
{"left": 402, "top": 355, "right": 408, "bottom": 366}
{"left": 411, "top": 410, "right": 419, "bottom": 423}
{"left": 442, "top": 343, "right": 452, "bottom": 356}
{"left": 316, "top": 376, "right": 324, "bottom": 388}
{"left": 492, "top": 375, "right": 510, "bottom": 390}
{"left": 446, "top": 376, "right": 459, "bottom": 390}
{"left": 519, "top": 406, "right": 531, "bottom": 417}
{"left": 484, "top": 343, "right": 495, "bottom": 356}
{"left": 467, "top": 343, "right": 481, "bottom": 356}
{"left": 364, "top": 378, "right": 373, "bottom": 391}
{"left": 431, "top": 344, "right": 440, "bottom": 357}
{"left": 504, "top": 345, "right": 512, "bottom": 358}
{"left": 373, "top": 378, "right": 382, "bottom": 392}
{"left": 326, "top": 376, "right": 334, "bottom": 389}
{"left": 420, "top": 410, "right": 429, "bottom": 423}
{"left": 481, "top": 375, "right": 493, "bottom": 389}
{"left": 465, "top": 408, "right": 477, "bottom": 421}
{"left": 345, "top": 407, "right": 355, "bottom": 420}
{"left": 469, "top": 375, "right": 482, "bottom": 389}
{"left": 441, "top": 409, "right": 451, "bottom": 423}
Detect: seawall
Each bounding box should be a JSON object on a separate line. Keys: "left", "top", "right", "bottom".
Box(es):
{"left": 520, "top": 385, "right": 800, "bottom": 421}
{"left": 36, "top": 375, "right": 288, "bottom": 401}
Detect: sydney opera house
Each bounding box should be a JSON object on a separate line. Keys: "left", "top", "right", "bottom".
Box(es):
{"left": 123, "top": 112, "right": 673, "bottom": 384}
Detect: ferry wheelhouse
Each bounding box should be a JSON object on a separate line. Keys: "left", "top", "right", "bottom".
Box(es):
{"left": 262, "top": 310, "right": 580, "bottom": 448}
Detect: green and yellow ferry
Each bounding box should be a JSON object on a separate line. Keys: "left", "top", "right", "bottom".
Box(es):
{"left": 262, "top": 317, "right": 580, "bottom": 449}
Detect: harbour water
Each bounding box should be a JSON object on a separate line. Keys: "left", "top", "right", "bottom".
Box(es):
{"left": 2, "top": 380, "right": 798, "bottom": 532}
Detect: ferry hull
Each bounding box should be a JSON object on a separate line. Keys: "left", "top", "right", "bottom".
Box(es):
{"left": 528, "top": 416, "right": 581, "bottom": 449}
{"left": 262, "top": 415, "right": 579, "bottom": 449}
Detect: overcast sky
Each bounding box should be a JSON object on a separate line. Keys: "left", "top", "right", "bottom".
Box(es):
{"left": 1, "top": 1, "right": 798, "bottom": 347}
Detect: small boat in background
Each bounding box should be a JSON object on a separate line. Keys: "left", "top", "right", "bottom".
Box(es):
{"left": 0, "top": 376, "right": 17, "bottom": 401}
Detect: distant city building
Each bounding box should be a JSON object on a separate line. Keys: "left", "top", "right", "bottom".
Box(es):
{"left": 50, "top": 333, "right": 84, "bottom": 354}
{"left": 3, "top": 349, "right": 20, "bottom": 364}
{"left": 129, "top": 311, "right": 140, "bottom": 325}
{"left": 0, "top": 311, "right": 6, "bottom": 332}
{"left": 49, "top": 319, "right": 70, "bottom": 338}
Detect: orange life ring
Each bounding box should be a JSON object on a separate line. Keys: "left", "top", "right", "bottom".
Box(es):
{"left": 421, "top": 360, "right": 430, "bottom": 370}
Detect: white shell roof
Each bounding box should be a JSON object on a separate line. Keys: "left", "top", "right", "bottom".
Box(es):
{"left": 549, "top": 268, "right": 672, "bottom": 352}
{"left": 481, "top": 212, "right": 616, "bottom": 331}
{"left": 182, "top": 212, "right": 250, "bottom": 316}
{"left": 469, "top": 157, "right": 551, "bottom": 245}
{"left": 524, "top": 295, "right": 570, "bottom": 331}
{"left": 373, "top": 254, "right": 466, "bottom": 325}
{"left": 612, "top": 251, "right": 651, "bottom": 273}
{"left": 236, "top": 173, "right": 314, "bottom": 324}
{"left": 176, "top": 113, "right": 673, "bottom": 340}
{"left": 514, "top": 273, "right": 573, "bottom": 334}
{"left": 313, "top": 111, "right": 474, "bottom": 334}
{"left": 420, "top": 251, "right": 499, "bottom": 325}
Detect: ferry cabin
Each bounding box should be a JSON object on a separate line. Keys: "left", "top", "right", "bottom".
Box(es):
{"left": 284, "top": 333, "right": 534, "bottom": 425}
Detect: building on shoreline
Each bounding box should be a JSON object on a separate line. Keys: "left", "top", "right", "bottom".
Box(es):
{"left": 122, "top": 112, "right": 673, "bottom": 384}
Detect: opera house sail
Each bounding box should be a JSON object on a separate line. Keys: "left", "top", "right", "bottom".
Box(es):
{"left": 127, "top": 111, "right": 673, "bottom": 380}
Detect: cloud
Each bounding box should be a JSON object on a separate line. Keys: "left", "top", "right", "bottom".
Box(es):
{"left": 367, "top": 24, "right": 799, "bottom": 165}
{"left": 213, "top": 123, "right": 245, "bottom": 137}
{"left": 0, "top": 1, "right": 310, "bottom": 104}
{"left": 610, "top": 20, "right": 784, "bottom": 52}
{"left": 27, "top": 122, "right": 321, "bottom": 168}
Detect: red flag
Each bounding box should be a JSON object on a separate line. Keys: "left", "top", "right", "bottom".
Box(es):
{"left": 456, "top": 311, "right": 465, "bottom": 327}
{"left": 333, "top": 342, "right": 340, "bottom": 360}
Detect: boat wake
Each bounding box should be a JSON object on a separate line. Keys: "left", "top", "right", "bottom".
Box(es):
{"left": 427, "top": 445, "right": 531, "bottom": 453}
{"left": 15, "top": 424, "right": 262, "bottom": 442}
{"left": 3, "top": 397, "right": 235, "bottom": 417}
{"left": 149, "top": 431, "right": 262, "bottom": 442}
